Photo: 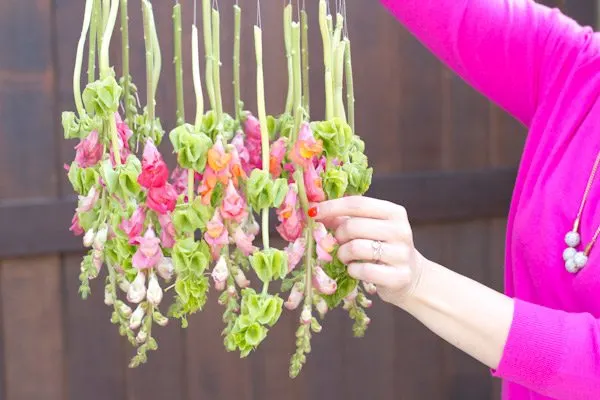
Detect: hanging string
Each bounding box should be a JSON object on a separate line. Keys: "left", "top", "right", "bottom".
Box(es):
{"left": 302, "top": 0, "right": 305, "bottom": 10}
{"left": 342, "top": 0, "right": 348, "bottom": 38}
{"left": 193, "top": 0, "right": 197, "bottom": 25}
{"left": 256, "top": 0, "right": 262, "bottom": 28}
{"left": 213, "top": 0, "right": 218, "bottom": 12}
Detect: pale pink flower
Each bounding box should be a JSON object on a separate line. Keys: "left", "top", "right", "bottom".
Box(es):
{"left": 129, "top": 304, "right": 145, "bottom": 330}
{"left": 127, "top": 271, "right": 146, "bottom": 304}
{"left": 232, "top": 226, "right": 258, "bottom": 256}
{"left": 77, "top": 186, "right": 99, "bottom": 213}
{"left": 146, "top": 273, "right": 163, "bottom": 306}
{"left": 289, "top": 123, "right": 323, "bottom": 168}
{"left": 232, "top": 132, "right": 252, "bottom": 174}
{"left": 212, "top": 256, "right": 229, "bottom": 291}
{"left": 220, "top": 181, "right": 248, "bottom": 223}
{"left": 285, "top": 238, "right": 306, "bottom": 272}
{"left": 157, "top": 213, "right": 176, "bottom": 248}
{"left": 313, "top": 222, "right": 336, "bottom": 262}
{"left": 204, "top": 212, "right": 229, "bottom": 259}
{"left": 132, "top": 228, "right": 163, "bottom": 270}
{"left": 300, "top": 305, "right": 312, "bottom": 325}
{"left": 315, "top": 297, "right": 328, "bottom": 316}
{"left": 120, "top": 206, "right": 146, "bottom": 244}
{"left": 156, "top": 257, "right": 174, "bottom": 281}
{"left": 312, "top": 266, "right": 337, "bottom": 295}
{"left": 284, "top": 282, "right": 304, "bottom": 310}
{"left": 69, "top": 213, "right": 84, "bottom": 236}
{"left": 276, "top": 186, "right": 304, "bottom": 242}
{"left": 234, "top": 268, "right": 250, "bottom": 288}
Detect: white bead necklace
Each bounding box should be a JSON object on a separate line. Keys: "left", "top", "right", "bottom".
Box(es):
{"left": 563, "top": 150, "right": 600, "bottom": 273}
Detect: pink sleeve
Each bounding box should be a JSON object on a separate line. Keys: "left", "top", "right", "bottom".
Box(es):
{"left": 379, "top": 0, "right": 594, "bottom": 127}
{"left": 493, "top": 299, "right": 600, "bottom": 398}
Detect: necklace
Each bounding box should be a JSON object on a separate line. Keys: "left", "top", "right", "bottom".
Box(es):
{"left": 563, "top": 150, "right": 600, "bottom": 273}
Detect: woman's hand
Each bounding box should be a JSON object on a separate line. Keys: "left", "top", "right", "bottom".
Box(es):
{"left": 314, "top": 196, "right": 426, "bottom": 307}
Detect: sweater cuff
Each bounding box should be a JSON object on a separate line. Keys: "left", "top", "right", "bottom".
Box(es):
{"left": 492, "top": 299, "right": 564, "bottom": 389}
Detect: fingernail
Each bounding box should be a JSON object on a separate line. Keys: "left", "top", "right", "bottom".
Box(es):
{"left": 308, "top": 206, "right": 318, "bottom": 218}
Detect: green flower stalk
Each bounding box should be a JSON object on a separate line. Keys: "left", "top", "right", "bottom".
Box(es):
{"left": 291, "top": 22, "right": 303, "bottom": 140}
{"left": 344, "top": 38, "right": 355, "bottom": 132}
{"left": 88, "top": 0, "right": 98, "bottom": 84}
{"left": 173, "top": 3, "right": 185, "bottom": 126}
{"left": 120, "top": 0, "right": 134, "bottom": 124}
{"left": 233, "top": 4, "right": 242, "bottom": 121}
{"left": 318, "top": 0, "right": 333, "bottom": 120}
{"left": 192, "top": 24, "right": 204, "bottom": 129}
{"left": 202, "top": 0, "right": 216, "bottom": 111}
{"left": 283, "top": 4, "right": 294, "bottom": 115}
{"left": 333, "top": 40, "right": 346, "bottom": 122}
{"left": 74, "top": 0, "right": 95, "bottom": 117}
{"left": 301, "top": 8, "right": 310, "bottom": 116}
{"left": 212, "top": 8, "right": 223, "bottom": 122}
{"left": 150, "top": 7, "right": 161, "bottom": 104}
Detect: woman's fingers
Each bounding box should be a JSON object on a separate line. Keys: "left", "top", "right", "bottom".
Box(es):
{"left": 334, "top": 217, "right": 411, "bottom": 244}
{"left": 337, "top": 239, "right": 410, "bottom": 265}
{"left": 320, "top": 215, "right": 349, "bottom": 231}
{"left": 314, "top": 196, "right": 407, "bottom": 221}
{"left": 347, "top": 262, "right": 411, "bottom": 289}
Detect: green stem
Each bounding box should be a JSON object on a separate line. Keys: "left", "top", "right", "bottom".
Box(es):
{"left": 212, "top": 8, "right": 223, "bottom": 122}
{"left": 102, "top": 0, "right": 110, "bottom": 34}
{"left": 283, "top": 4, "right": 293, "bottom": 115}
{"left": 87, "top": 0, "right": 98, "bottom": 84}
{"left": 332, "top": 13, "right": 343, "bottom": 59}
{"left": 233, "top": 4, "right": 242, "bottom": 121}
{"left": 99, "top": 0, "right": 119, "bottom": 78}
{"left": 318, "top": 0, "right": 333, "bottom": 121}
{"left": 301, "top": 9, "right": 310, "bottom": 117}
{"left": 293, "top": 171, "right": 313, "bottom": 308}
{"left": 187, "top": 168, "right": 194, "bottom": 203}
{"left": 74, "top": 0, "right": 94, "bottom": 116}
{"left": 96, "top": 0, "right": 104, "bottom": 54}
{"left": 333, "top": 41, "right": 346, "bottom": 121}
{"left": 142, "top": 1, "right": 154, "bottom": 124}
{"left": 255, "top": 25, "right": 270, "bottom": 250}
{"left": 173, "top": 3, "right": 185, "bottom": 126}
{"left": 192, "top": 25, "right": 204, "bottom": 129}
{"left": 291, "top": 22, "right": 302, "bottom": 140}
{"left": 202, "top": 0, "right": 215, "bottom": 111}
{"left": 149, "top": 6, "right": 161, "bottom": 102}
{"left": 120, "top": 0, "right": 131, "bottom": 122}
{"left": 344, "top": 38, "right": 355, "bottom": 132}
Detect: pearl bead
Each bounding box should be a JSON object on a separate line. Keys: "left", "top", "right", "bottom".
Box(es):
{"left": 563, "top": 247, "right": 577, "bottom": 261}
{"left": 565, "top": 258, "right": 579, "bottom": 273}
{"left": 565, "top": 231, "right": 581, "bottom": 247}
{"left": 574, "top": 252, "right": 588, "bottom": 268}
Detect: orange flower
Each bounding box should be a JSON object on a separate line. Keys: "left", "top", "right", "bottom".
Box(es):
{"left": 207, "top": 140, "right": 232, "bottom": 172}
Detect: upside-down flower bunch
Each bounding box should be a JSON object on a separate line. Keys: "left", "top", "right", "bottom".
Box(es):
{"left": 62, "top": 0, "right": 374, "bottom": 377}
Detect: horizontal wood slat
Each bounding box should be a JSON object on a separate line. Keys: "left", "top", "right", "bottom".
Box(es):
{"left": 0, "top": 168, "right": 516, "bottom": 258}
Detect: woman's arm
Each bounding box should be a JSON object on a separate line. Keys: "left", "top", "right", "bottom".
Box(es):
{"left": 315, "top": 196, "right": 600, "bottom": 399}
{"left": 380, "top": 0, "right": 593, "bottom": 126}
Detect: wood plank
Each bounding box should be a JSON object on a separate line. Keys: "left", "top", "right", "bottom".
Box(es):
{"left": 63, "top": 254, "right": 127, "bottom": 400}
{"left": 1, "top": 257, "right": 65, "bottom": 400}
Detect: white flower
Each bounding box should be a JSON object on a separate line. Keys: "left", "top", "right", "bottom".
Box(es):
{"left": 119, "top": 303, "right": 132, "bottom": 317}
{"left": 83, "top": 229, "right": 95, "bottom": 247}
{"left": 93, "top": 224, "right": 108, "bottom": 251}
{"left": 211, "top": 256, "right": 229, "bottom": 291}
{"left": 136, "top": 329, "right": 147, "bottom": 344}
{"left": 156, "top": 257, "right": 174, "bottom": 281}
{"left": 146, "top": 273, "right": 163, "bottom": 306}
{"left": 127, "top": 272, "right": 146, "bottom": 304}
{"left": 363, "top": 282, "right": 377, "bottom": 295}
{"left": 234, "top": 269, "right": 250, "bottom": 288}
{"left": 300, "top": 305, "right": 312, "bottom": 325}
{"left": 315, "top": 297, "right": 328, "bottom": 317}
{"left": 104, "top": 286, "right": 114, "bottom": 306}
{"left": 129, "top": 304, "right": 145, "bottom": 330}
{"left": 118, "top": 278, "right": 131, "bottom": 293}
{"left": 153, "top": 312, "right": 169, "bottom": 327}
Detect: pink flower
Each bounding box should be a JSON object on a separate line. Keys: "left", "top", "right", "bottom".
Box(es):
{"left": 284, "top": 282, "right": 304, "bottom": 310}
{"left": 243, "top": 113, "right": 262, "bottom": 142}
{"left": 289, "top": 123, "right": 323, "bottom": 168}
{"left": 171, "top": 167, "right": 189, "bottom": 196}
{"left": 315, "top": 297, "right": 328, "bottom": 316}
{"left": 76, "top": 186, "right": 99, "bottom": 213}
{"left": 300, "top": 305, "right": 312, "bottom": 325}
{"left": 276, "top": 186, "right": 304, "bottom": 242}
{"left": 212, "top": 256, "right": 229, "bottom": 291}
{"left": 243, "top": 114, "right": 263, "bottom": 170}
{"left": 313, "top": 222, "right": 336, "bottom": 262}
{"left": 120, "top": 206, "right": 146, "bottom": 244}
{"left": 229, "top": 147, "right": 247, "bottom": 186}
{"left": 314, "top": 156, "right": 327, "bottom": 174}
{"left": 204, "top": 212, "right": 229, "bottom": 259}
{"left": 69, "top": 213, "right": 84, "bottom": 236}
{"left": 232, "top": 132, "right": 252, "bottom": 174}
{"left": 157, "top": 213, "right": 176, "bottom": 248}
{"left": 234, "top": 268, "right": 250, "bottom": 288}
{"left": 147, "top": 183, "right": 178, "bottom": 214}
{"left": 220, "top": 181, "right": 248, "bottom": 223}
{"left": 312, "top": 266, "right": 337, "bottom": 295}
{"left": 285, "top": 238, "right": 306, "bottom": 272}
{"left": 112, "top": 113, "right": 133, "bottom": 164}
{"left": 157, "top": 257, "right": 174, "bottom": 281}
{"left": 132, "top": 227, "right": 163, "bottom": 270}
{"left": 74, "top": 130, "right": 103, "bottom": 168}
{"left": 232, "top": 226, "right": 258, "bottom": 256}
{"left": 138, "top": 140, "right": 169, "bottom": 189}
{"left": 269, "top": 137, "right": 287, "bottom": 178}
{"left": 304, "top": 162, "right": 326, "bottom": 203}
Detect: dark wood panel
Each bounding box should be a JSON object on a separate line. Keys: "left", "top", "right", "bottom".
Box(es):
{"left": 0, "top": 169, "right": 516, "bottom": 258}
{"left": 63, "top": 254, "right": 127, "bottom": 400}
{"left": 1, "top": 257, "right": 65, "bottom": 400}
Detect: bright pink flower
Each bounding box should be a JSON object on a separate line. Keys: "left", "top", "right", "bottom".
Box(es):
{"left": 76, "top": 186, "right": 99, "bottom": 213}
{"left": 204, "top": 212, "right": 229, "bottom": 259}
{"left": 232, "top": 225, "right": 257, "bottom": 256}
{"left": 304, "top": 162, "right": 326, "bottom": 203}
{"left": 74, "top": 130, "right": 103, "bottom": 168}
{"left": 269, "top": 137, "right": 287, "bottom": 178}
{"left": 315, "top": 156, "right": 327, "bottom": 174}
{"left": 132, "top": 227, "right": 163, "bottom": 270}
{"left": 232, "top": 132, "right": 252, "bottom": 174}
{"left": 243, "top": 114, "right": 263, "bottom": 170}
{"left": 313, "top": 222, "right": 336, "bottom": 262}
{"left": 120, "top": 206, "right": 146, "bottom": 244}
{"left": 243, "top": 113, "right": 262, "bottom": 142}
{"left": 312, "top": 265, "right": 337, "bottom": 295}
{"left": 220, "top": 181, "right": 248, "bottom": 223}
{"left": 276, "top": 186, "right": 304, "bottom": 242}
{"left": 147, "top": 183, "right": 177, "bottom": 214}
{"left": 289, "top": 123, "right": 323, "bottom": 168}
{"left": 157, "top": 213, "right": 176, "bottom": 248}
{"left": 285, "top": 282, "right": 304, "bottom": 310}
{"left": 212, "top": 256, "right": 229, "bottom": 291}
{"left": 285, "top": 238, "right": 306, "bottom": 272}
{"left": 138, "top": 140, "right": 169, "bottom": 189}
{"left": 171, "top": 167, "right": 189, "bottom": 196}
{"left": 69, "top": 213, "right": 84, "bottom": 236}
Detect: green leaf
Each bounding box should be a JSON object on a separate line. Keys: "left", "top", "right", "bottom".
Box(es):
{"left": 68, "top": 164, "right": 100, "bottom": 195}
{"left": 100, "top": 159, "right": 119, "bottom": 193}
{"left": 169, "top": 124, "right": 213, "bottom": 171}
{"left": 210, "top": 181, "right": 225, "bottom": 208}
{"left": 247, "top": 170, "right": 273, "bottom": 211}
{"left": 258, "top": 295, "right": 283, "bottom": 327}
{"left": 323, "top": 167, "right": 349, "bottom": 200}
{"left": 62, "top": 112, "right": 81, "bottom": 139}
{"left": 249, "top": 249, "right": 288, "bottom": 283}
{"left": 245, "top": 323, "right": 267, "bottom": 346}
{"left": 82, "top": 76, "right": 122, "bottom": 118}
{"left": 272, "top": 178, "right": 289, "bottom": 208}
{"left": 311, "top": 118, "right": 353, "bottom": 158}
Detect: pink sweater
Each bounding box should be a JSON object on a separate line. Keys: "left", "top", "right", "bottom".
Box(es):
{"left": 379, "top": 0, "right": 600, "bottom": 399}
